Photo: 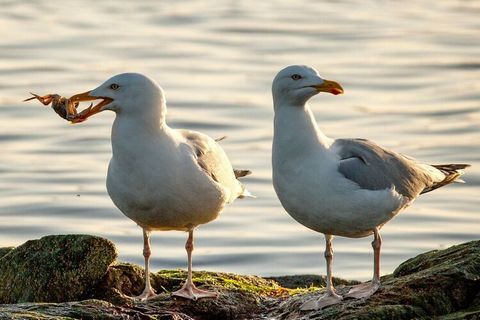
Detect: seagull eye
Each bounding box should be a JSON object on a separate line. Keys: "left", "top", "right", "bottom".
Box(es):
{"left": 291, "top": 74, "right": 302, "bottom": 80}
{"left": 110, "top": 83, "right": 120, "bottom": 90}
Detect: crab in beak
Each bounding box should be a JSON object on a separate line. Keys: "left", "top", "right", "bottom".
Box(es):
{"left": 69, "top": 91, "right": 113, "bottom": 123}
{"left": 311, "top": 80, "right": 344, "bottom": 95}
{"left": 24, "top": 93, "right": 79, "bottom": 120}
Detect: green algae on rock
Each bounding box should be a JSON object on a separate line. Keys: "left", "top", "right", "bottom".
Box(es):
{"left": 0, "top": 234, "right": 117, "bottom": 304}
{"left": 95, "top": 263, "right": 292, "bottom": 300}
{"left": 95, "top": 265, "right": 289, "bottom": 318}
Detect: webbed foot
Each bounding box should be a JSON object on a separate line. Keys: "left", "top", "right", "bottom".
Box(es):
{"left": 172, "top": 282, "right": 218, "bottom": 301}
{"left": 133, "top": 286, "right": 157, "bottom": 302}
{"left": 301, "top": 291, "right": 343, "bottom": 310}
{"left": 345, "top": 281, "right": 379, "bottom": 299}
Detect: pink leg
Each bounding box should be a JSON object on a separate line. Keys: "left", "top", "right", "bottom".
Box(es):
{"left": 346, "top": 228, "right": 382, "bottom": 299}
{"left": 373, "top": 228, "right": 382, "bottom": 284}
{"left": 134, "top": 229, "right": 157, "bottom": 301}
{"left": 301, "top": 234, "right": 343, "bottom": 310}
{"left": 172, "top": 229, "right": 218, "bottom": 300}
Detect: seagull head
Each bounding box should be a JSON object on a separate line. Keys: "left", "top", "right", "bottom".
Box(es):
{"left": 272, "top": 65, "right": 344, "bottom": 107}
{"left": 69, "top": 73, "right": 165, "bottom": 123}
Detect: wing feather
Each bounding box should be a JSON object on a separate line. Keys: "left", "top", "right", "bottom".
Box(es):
{"left": 179, "top": 129, "right": 249, "bottom": 201}
{"left": 332, "top": 139, "right": 437, "bottom": 199}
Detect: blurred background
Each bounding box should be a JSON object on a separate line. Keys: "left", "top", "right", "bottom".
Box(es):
{"left": 0, "top": 0, "right": 478, "bottom": 280}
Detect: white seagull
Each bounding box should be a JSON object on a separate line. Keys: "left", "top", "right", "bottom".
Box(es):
{"left": 271, "top": 65, "right": 469, "bottom": 310}
{"left": 69, "top": 73, "right": 251, "bottom": 301}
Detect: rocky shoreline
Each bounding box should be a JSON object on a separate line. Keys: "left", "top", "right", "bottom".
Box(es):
{"left": 0, "top": 235, "right": 479, "bottom": 319}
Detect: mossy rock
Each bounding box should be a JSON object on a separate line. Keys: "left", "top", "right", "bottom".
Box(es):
{"left": 266, "top": 274, "right": 360, "bottom": 289}
{"left": 1, "top": 235, "right": 479, "bottom": 319}
{"left": 96, "top": 265, "right": 289, "bottom": 319}
{"left": 274, "top": 240, "right": 480, "bottom": 319}
{"left": 0, "top": 247, "right": 14, "bottom": 259}
{"left": 0, "top": 234, "right": 117, "bottom": 303}
{"left": 0, "top": 299, "right": 192, "bottom": 319}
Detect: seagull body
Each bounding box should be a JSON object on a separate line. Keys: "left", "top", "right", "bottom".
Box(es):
{"left": 70, "top": 73, "right": 250, "bottom": 300}
{"left": 107, "top": 127, "right": 233, "bottom": 231}
{"left": 271, "top": 65, "right": 469, "bottom": 309}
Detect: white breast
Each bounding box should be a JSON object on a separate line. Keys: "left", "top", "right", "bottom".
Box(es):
{"left": 106, "top": 118, "right": 227, "bottom": 231}
{"left": 272, "top": 106, "right": 406, "bottom": 238}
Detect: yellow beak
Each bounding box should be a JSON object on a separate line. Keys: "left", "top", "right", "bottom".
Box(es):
{"left": 69, "top": 91, "right": 113, "bottom": 123}
{"left": 312, "top": 79, "right": 344, "bottom": 95}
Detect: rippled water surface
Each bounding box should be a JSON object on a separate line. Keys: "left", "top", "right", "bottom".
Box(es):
{"left": 1, "top": 1, "right": 479, "bottom": 280}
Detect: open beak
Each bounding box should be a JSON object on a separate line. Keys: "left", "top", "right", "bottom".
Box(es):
{"left": 68, "top": 91, "right": 113, "bottom": 123}
{"left": 311, "top": 80, "right": 344, "bottom": 95}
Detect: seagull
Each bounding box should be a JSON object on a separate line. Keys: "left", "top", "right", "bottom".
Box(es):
{"left": 68, "top": 73, "right": 251, "bottom": 301}
{"left": 271, "top": 65, "right": 470, "bottom": 310}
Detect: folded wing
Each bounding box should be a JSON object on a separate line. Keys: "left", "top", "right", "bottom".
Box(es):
{"left": 180, "top": 129, "right": 251, "bottom": 202}
{"left": 332, "top": 138, "right": 468, "bottom": 199}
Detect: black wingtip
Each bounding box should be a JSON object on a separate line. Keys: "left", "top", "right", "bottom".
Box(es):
{"left": 421, "top": 163, "right": 471, "bottom": 195}
{"left": 432, "top": 164, "right": 471, "bottom": 171}
{"left": 215, "top": 136, "right": 227, "bottom": 142}
{"left": 234, "top": 169, "right": 252, "bottom": 178}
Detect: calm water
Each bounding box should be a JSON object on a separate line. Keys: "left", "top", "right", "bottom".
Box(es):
{"left": 0, "top": 1, "right": 479, "bottom": 280}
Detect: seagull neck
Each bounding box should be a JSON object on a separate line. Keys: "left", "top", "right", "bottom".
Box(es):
{"left": 110, "top": 113, "right": 166, "bottom": 155}
{"left": 273, "top": 103, "right": 332, "bottom": 152}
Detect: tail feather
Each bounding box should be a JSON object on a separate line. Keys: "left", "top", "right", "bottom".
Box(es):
{"left": 238, "top": 188, "right": 256, "bottom": 199}
{"left": 421, "top": 164, "right": 470, "bottom": 194}
{"left": 432, "top": 164, "right": 471, "bottom": 172}
{"left": 234, "top": 169, "right": 252, "bottom": 179}
{"left": 234, "top": 168, "right": 254, "bottom": 199}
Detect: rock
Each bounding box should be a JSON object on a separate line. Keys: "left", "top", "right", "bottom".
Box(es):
{"left": 266, "top": 274, "right": 360, "bottom": 289}
{"left": 96, "top": 265, "right": 285, "bottom": 319}
{"left": 0, "top": 299, "right": 192, "bottom": 319}
{"left": 389, "top": 240, "right": 480, "bottom": 315}
{"left": 0, "top": 247, "right": 14, "bottom": 259}
{"left": 0, "top": 234, "right": 117, "bottom": 304}
{"left": 274, "top": 240, "right": 480, "bottom": 319}
{"left": 0, "top": 235, "right": 479, "bottom": 319}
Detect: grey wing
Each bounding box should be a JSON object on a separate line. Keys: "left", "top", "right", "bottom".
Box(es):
{"left": 180, "top": 129, "right": 247, "bottom": 200}
{"left": 332, "top": 139, "right": 436, "bottom": 199}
